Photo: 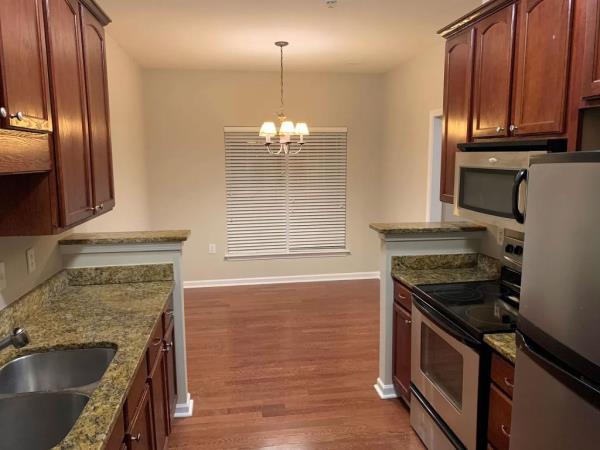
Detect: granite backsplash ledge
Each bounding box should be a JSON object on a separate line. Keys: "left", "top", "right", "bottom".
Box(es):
{"left": 392, "top": 253, "right": 501, "bottom": 288}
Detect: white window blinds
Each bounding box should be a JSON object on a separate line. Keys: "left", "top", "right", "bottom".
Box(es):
{"left": 225, "top": 127, "right": 348, "bottom": 258}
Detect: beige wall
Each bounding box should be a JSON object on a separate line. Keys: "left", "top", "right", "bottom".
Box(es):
{"left": 380, "top": 42, "right": 446, "bottom": 222}
{"left": 0, "top": 35, "right": 149, "bottom": 308}
{"left": 143, "top": 70, "right": 384, "bottom": 282}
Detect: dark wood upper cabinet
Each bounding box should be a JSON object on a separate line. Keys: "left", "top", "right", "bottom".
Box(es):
{"left": 80, "top": 6, "right": 115, "bottom": 212}
{"left": 511, "top": 0, "right": 574, "bottom": 136}
{"left": 472, "top": 4, "right": 516, "bottom": 138}
{"left": 44, "top": 0, "right": 95, "bottom": 226}
{"left": 0, "top": 0, "right": 52, "bottom": 133}
{"left": 441, "top": 29, "right": 474, "bottom": 204}
{"left": 582, "top": 0, "right": 600, "bottom": 99}
{"left": 392, "top": 300, "right": 412, "bottom": 404}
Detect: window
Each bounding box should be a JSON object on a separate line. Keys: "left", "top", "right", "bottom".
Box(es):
{"left": 225, "top": 127, "right": 348, "bottom": 258}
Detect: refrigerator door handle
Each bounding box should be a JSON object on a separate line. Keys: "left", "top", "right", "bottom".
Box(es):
{"left": 518, "top": 333, "right": 600, "bottom": 408}
{"left": 512, "top": 169, "right": 528, "bottom": 224}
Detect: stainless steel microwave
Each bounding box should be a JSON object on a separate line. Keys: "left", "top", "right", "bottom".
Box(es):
{"left": 453, "top": 151, "right": 545, "bottom": 232}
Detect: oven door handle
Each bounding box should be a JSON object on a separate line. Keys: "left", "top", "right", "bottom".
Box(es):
{"left": 413, "top": 294, "right": 481, "bottom": 350}
{"left": 512, "top": 169, "right": 528, "bottom": 224}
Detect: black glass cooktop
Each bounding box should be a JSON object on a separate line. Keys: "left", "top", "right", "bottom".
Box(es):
{"left": 414, "top": 280, "right": 519, "bottom": 340}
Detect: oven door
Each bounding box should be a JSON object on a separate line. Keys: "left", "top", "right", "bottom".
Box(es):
{"left": 411, "top": 295, "right": 480, "bottom": 450}
{"left": 453, "top": 151, "right": 544, "bottom": 231}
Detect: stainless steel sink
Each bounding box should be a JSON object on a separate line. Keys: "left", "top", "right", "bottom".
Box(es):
{"left": 0, "top": 346, "right": 116, "bottom": 395}
{"left": 0, "top": 392, "right": 89, "bottom": 450}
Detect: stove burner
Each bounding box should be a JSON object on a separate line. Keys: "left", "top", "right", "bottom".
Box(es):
{"left": 428, "top": 285, "right": 484, "bottom": 305}
{"left": 465, "top": 304, "right": 516, "bottom": 326}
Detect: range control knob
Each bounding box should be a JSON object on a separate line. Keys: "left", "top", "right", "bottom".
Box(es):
{"left": 505, "top": 244, "right": 515, "bottom": 254}
{"left": 514, "top": 245, "right": 524, "bottom": 256}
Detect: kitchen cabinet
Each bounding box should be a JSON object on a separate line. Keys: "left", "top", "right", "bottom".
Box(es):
{"left": 511, "top": 0, "right": 574, "bottom": 136}
{"left": 126, "top": 386, "right": 155, "bottom": 450}
{"left": 80, "top": 5, "right": 115, "bottom": 213}
{"left": 392, "top": 280, "right": 412, "bottom": 404}
{"left": 0, "top": 0, "right": 52, "bottom": 133}
{"left": 110, "top": 302, "right": 178, "bottom": 450}
{"left": 44, "top": 0, "right": 95, "bottom": 227}
{"left": 487, "top": 352, "right": 514, "bottom": 450}
{"left": 471, "top": 5, "right": 516, "bottom": 138}
{"left": 0, "top": 0, "right": 113, "bottom": 235}
{"left": 441, "top": 29, "right": 474, "bottom": 203}
{"left": 164, "top": 323, "right": 177, "bottom": 430}
{"left": 582, "top": 0, "right": 600, "bottom": 98}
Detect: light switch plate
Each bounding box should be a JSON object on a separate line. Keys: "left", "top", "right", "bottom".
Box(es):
{"left": 208, "top": 243, "right": 217, "bottom": 254}
{"left": 0, "top": 262, "right": 6, "bottom": 290}
{"left": 26, "top": 248, "right": 36, "bottom": 274}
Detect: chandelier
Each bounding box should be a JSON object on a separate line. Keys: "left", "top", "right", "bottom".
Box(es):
{"left": 259, "top": 41, "right": 309, "bottom": 155}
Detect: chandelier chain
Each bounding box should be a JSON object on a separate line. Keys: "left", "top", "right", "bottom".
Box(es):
{"left": 280, "top": 44, "right": 284, "bottom": 115}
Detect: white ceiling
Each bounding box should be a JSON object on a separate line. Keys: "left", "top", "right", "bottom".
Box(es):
{"left": 97, "top": 0, "right": 480, "bottom": 73}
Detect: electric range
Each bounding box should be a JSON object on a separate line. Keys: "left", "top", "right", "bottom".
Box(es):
{"left": 410, "top": 231, "right": 523, "bottom": 450}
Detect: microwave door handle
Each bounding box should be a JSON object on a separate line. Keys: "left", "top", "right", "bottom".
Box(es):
{"left": 413, "top": 294, "right": 481, "bottom": 349}
{"left": 512, "top": 169, "right": 528, "bottom": 224}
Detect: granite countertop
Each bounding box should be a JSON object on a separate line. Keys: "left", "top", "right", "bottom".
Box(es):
{"left": 484, "top": 333, "right": 517, "bottom": 364}
{"left": 370, "top": 221, "right": 486, "bottom": 235}
{"left": 59, "top": 230, "right": 191, "bottom": 246}
{"left": 391, "top": 253, "right": 501, "bottom": 289}
{"left": 0, "top": 265, "right": 174, "bottom": 450}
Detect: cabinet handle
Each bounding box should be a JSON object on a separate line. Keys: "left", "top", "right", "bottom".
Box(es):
{"left": 0, "top": 107, "right": 6, "bottom": 118}
{"left": 496, "top": 126, "right": 505, "bottom": 133}
{"left": 162, "top": 341, "right": 173, "bottom": 352}
{"left": 152, "top": 337, "right": 162, "bottom": 346}
{"left": 503, "top": 377, "right": 514, "bottom": 388}
{"left": 397, "top": 294, "right": 407, "bottom": 300}
{"left": 501, "top": 424, "right": 511, "bottom": 438}
{"left": 404, "top": 319, "right": 412, "bottom": 325}
{"left": 130, "top": 432, "right": 142, "bottom": 442}
{"left": 510, "top": 124, "right": 518, "bottom": 132}
{"left": 10, "top": 111, "right": 24, "bottom": 121}
{"left": 165, "top": 310, "right": 174, "bottom": 317}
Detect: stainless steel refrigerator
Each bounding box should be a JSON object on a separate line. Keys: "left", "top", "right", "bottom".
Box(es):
{"left": 510, "top": 152, "right": 600, "bottom": 449}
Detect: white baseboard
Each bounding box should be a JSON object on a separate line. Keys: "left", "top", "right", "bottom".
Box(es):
{"left": 174, "top": 392, "right": 194, "bottom": 418}
{"left": 374, "top": 378, "right": 398, "bottom": 400}
{"left": 184, "top": 271, "right": 380, "bottom": 288}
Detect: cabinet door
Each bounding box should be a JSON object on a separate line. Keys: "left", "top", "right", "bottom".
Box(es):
{"left": 582, "top": 0, "right": 600, "bottom": 98}
{"left": 0, "top": 0, "right": 52, "bottom": 132}
{"left": 44, "top": 0, "right": 94, "bottom": 226}
{"left": 512, "top": 0, "right": 573, "bottom": 135}
{"left": 392, "top": 302, "right": 411, "bottom": 402}
{"left": 472, "top": 5, "right": 516, "bottom": 138}
{"left": 127, "top": 387, "right": 154, "bottom": 450}
{"left": 149, "top": 351, "right": 169, "bottom": 450}
{"left": 80, "top": 6, "right": 115, "bottom": 213}
{"left": 441, "top": 29, "right": 474, "bottom": 204}
{"left": 164, "top": 324, "right": 177, "bottom": 432}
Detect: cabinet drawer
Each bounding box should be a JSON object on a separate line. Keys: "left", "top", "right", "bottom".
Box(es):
{"left": 106, "top": 409, "right": 125, "bottom": 450}
{"left": 488, "top": 384, "right": 512, "bottom": 450}
{"left": 147, "top": 320, "right": 163, "bottom": 374}
{"left": 490, "top": 352, "right": 515, "bottom": 398}
{"left": 393, "top": 280, "right": 412, "bottom": 310}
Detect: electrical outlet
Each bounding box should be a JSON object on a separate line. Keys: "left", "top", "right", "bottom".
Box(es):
{"left": 0, "top": 262, "right": 6, "bottom": 290}
{"left": 208, "top": 243, "right": 217, "bottom": 254}
{"left": 26, "top": 248, "right": 36, "bottom": 274}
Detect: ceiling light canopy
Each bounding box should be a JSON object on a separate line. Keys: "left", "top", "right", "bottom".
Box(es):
{"left": 259, "top": 41, "right": 309, "bottom": 155}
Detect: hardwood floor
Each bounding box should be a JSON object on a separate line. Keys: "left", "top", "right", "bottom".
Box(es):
{"left": 168, "top": 280, "right": 424, "bottom": 449}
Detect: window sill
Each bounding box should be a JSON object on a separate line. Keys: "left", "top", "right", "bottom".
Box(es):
{"left": 224, "top": 249, "right": 351, "bottom": 261}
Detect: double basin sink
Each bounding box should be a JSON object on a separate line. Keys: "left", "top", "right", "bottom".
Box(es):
{"left": 0, "top": 347, "right": 116, "bottom": 450}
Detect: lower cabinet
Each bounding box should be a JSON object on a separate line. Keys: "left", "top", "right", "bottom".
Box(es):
{"left": 487, "top": 352, "right": 515, "bottom": 450}
{"left": 127, "top": 386, "right": 155, "bottom": 450}
{"left": 392, "top": 280, "right": 412, "bottom": 404}
{"left": 107, "top": 299, "right": 177, "bottom": 450}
